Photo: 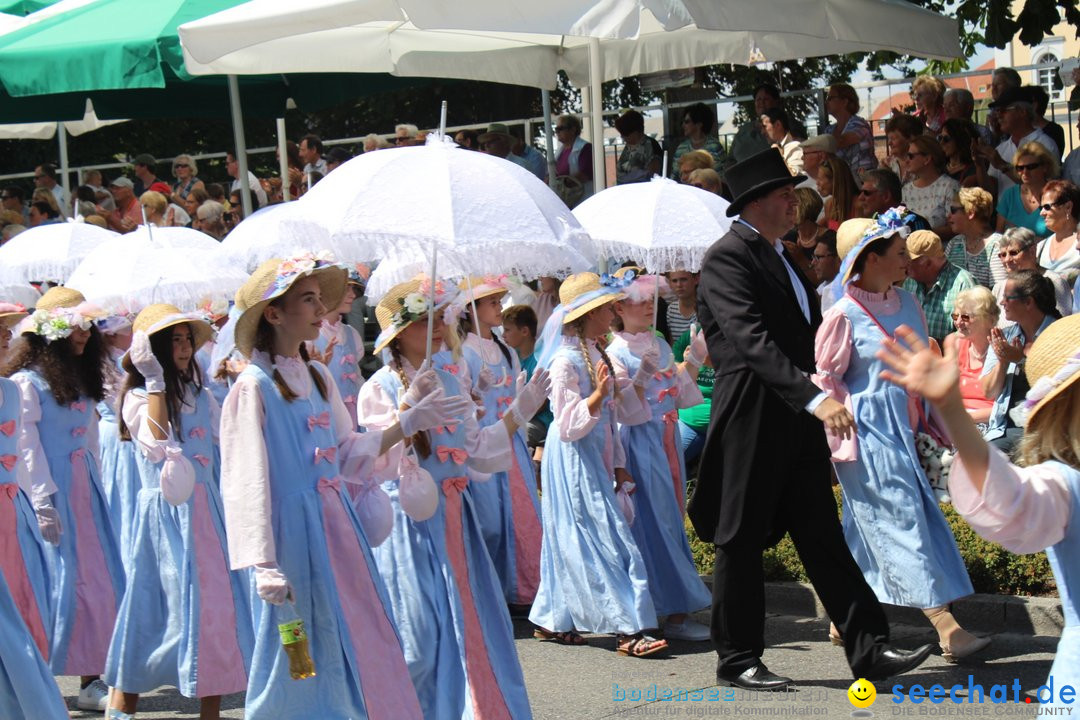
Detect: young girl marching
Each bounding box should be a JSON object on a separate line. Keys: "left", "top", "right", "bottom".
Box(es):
{"left": 220, "top": 254, "right": 462, "bottom": 720}
{"left": 359, "top": 276, "right": 547, "bottom": 720}
{"left": 606, "top": 272, "right": 713, "bottom": 642}
{"left": 308, "top": 263, "right": 368, "bottom": 427}
{"left": 529, "top": 272, "right": 667, "bottom": 657}
{"left": 454, "top": 275, "right": 543, "bottom": 607}
{"left": 104, "top": 304, "right": 254, "bottom": 720}
{"left": 880, "top": 314, "right": 1080, "bottom": 710}
{"left": 0, "top": 302, "right": 68, "bottom": 719}
{"left": 3, "top": 287, "right": 125, "bottom": 712}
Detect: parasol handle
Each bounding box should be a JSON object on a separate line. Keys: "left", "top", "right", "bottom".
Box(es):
{"left": 425, "top": 239, "right": 438, "bottom": 362}
{"left": 439, "top": 101, "right": 448, "bottom": 137}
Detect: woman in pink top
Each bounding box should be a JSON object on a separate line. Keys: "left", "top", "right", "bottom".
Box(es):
{"left": 943, "top": 287, "right": 998, "bottom": 426}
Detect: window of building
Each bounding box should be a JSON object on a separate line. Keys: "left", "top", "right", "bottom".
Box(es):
{"left": 1035, "top": 52, "right": 1063, "bottom": 102}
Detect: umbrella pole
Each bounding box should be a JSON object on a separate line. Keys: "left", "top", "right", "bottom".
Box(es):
{"left": 227, "top": 75, "right": 254, "bottom": 219}
{"left": 140, "top": 204, "right": 153, "bottom": 243}
{"left": 439, "top": 101, "right": 447, "bottom": 137}
{"left": 277, "top": 117, "right": 290, "bottom": 202}
{"left": 588, "top": 36, "right": 604, "bottom": 194}
{"left": 652, "top": 272, "right": 659, "bottom": 331}
{"left": 541, "top": 89, "right": 557, "bottom": 189}
{"left": 661, "top": 150, "right": 668, "bottom": 179}
{"left": 58, "top": 123, "right": 70, "bottom": 213}
{"left": 464, "top": 275, "right": 484, "bottom": 372}
{"left": 425, "top": 239, "right": 438, "bottom": 362}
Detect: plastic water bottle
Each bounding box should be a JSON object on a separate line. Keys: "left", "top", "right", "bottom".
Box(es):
{"left": 278, "top": 601, "right": 316, "bottom": 680}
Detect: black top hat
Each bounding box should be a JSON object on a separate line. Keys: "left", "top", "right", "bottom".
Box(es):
{"left": 724, "top": 148, "right": 806, "bottom": 216}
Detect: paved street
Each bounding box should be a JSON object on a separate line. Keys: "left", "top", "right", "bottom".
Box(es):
{"left": 57, "top": 612, "right": 1058, "bottom": 719}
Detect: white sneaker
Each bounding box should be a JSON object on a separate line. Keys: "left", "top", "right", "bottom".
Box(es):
{"left": 665, "top": 618, "right": 711, "bottom": 641}
{"left": 77, "top": 678, "right": 110, "bottom": 712}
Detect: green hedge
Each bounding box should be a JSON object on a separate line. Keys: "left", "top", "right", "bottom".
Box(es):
{"left": 686, "top": 486, "right": 1056, "bottom": 597}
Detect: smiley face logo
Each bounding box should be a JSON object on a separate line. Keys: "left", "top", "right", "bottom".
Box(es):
{"left": 848, "top": 678, "right": 876, "bottom": 709}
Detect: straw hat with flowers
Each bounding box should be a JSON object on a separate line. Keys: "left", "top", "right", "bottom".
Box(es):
{"left": 560, "top": 272, "right": 626, "bottom": 325}
{"left": 458, "top": 275, "right": 511, "bottom": 306}
{"left": 0, "top": 302, "right": 28, "bottom": 329}
{"left": 121, "top": 304, "right": 213, "bottom": 374}
{"left": 831, "top": 207, "right": 915, "bottom": 298}
{"left": 21, "top": 286, "right": 105, "bottom": 342}
{"left": 36, "top": 286, "right": 86, "bottom": 311}
{"left": 233, "top": 253, "right": 346, "bottom": 357}
{"left": 1014, "top": 314, "right": 1080, "bottom": 424}
{"left": 373, "top": 276, "right": 457, "bottom": 355}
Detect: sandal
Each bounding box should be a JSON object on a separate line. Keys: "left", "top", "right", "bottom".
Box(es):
{"left": 616, "top": 633, "right": 668, "bottom": 658}
{"left": 828, "top": 623, "right": 844, "bottom": 647}
{"left": 533, "top": 627, "right": 588, "bottom": 645}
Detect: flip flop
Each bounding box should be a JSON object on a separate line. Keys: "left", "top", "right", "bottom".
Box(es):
{"left": 616, "top": 634, "right": 668, "bottom": 658}
{"left": 534, "top": 628, "right": 588, "bottom": 645}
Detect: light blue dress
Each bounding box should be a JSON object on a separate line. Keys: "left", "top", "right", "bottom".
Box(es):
{"left": 1042, "top": 462, "right": 1080, "bottom": 712}
{"left": 829, "top": 290, "right": 973, "bottom": 608}
{"left": 0, "top": 569, "right": 68, "bottom": 719}
{"left": 14, "top": 369, "right": 125, "bottom": 676}
{"left": 105, "top": 384, "right": 252, "bottom": 698}
{"left": 98, "top": 352, "right": 142, "bottom": 561}
{"left": 366, "top": 359, "right": 532, "bottom": 720}
{"left": 529, "top": 337, "right": 658, "bottom": 635}
{"left": 313, "top": 320, "right": 364, "bottom": 429}
{"left": 607, "top": 336, "right": 711, "bottom": 618}
{"left": 458, "top": 336, "right": 542, "bottom": 606}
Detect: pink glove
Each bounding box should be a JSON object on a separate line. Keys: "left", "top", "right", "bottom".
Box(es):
{"left": 686, "top": 324, "right": 708, "bottom": 369}
{"left": 129, "top": 330, "right": 166, "bottom": 393}
{"left": 254, "top": 564, "right": 291, "bottom": 605}
{"left": 508, "top": 369, "right": 550, "bottom": 426}
{"left": 632, "top": 345, "right": 660, "bottom": 388}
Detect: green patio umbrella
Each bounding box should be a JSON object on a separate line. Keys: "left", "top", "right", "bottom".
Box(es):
{"left": 0, "top": 0, "right": 58, "bottom": 16}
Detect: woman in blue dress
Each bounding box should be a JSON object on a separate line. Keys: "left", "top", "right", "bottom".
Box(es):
{"left": 453, "top": 275, "right": 543, "bottom": 608}
{"left": 530, "top": 272, "right": 666, "bottom": 657}
{"left": 360, "top": 275, "right": 547, "bottom": 719}
{"left": 880, "top": 314, "right": 1080, "bottom": 712}
{"left": 220, "top": 254, "right": 463, "bottom": 720}
{"left": 105, "top": 304, "right": 254, "bottom": 720}
{"left": 308, "top": 264, "right": 368, "bottom": 428}
{"left": 607, "top": 273, "right": 712, "bottom": 642}
{"left": 3, "top": 286, "right": 125, "bottom": 712}
{"left": 814, "top": 212, "right": 990, "bottom": 662}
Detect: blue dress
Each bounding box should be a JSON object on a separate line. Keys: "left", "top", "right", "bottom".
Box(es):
{"left": 0, "top": 569, "right": 68, "bottom": 719}
{"left": 98, "top": 359, "right": 142, "bottom": 562}
{"left": 14, "top": 369, "right": 125, "bottom": 676}
{"left": 458, "top": 336, "right": 542, "bottom": 606}
{"left": 829, "top": 290, "right": 973, "bottom": 608}
{"left": 313, "top": 320, "right": 364, "bottom": 429}
{"left": 235, "top": 362, "right": 421, "bottom": 720}
{"left": 105, "top": 384, "right": 253, "bottom": 698}
{"left": 367, "top": 360, "right": 532, "bottom": 720}
{"left": 1042, "top": 462, "right": 1080, "bottom": 712}
{"left": 529, "top": 337, "right": 658, "bottom": 635}
{"left": 607, "top": 337, "right": 711, "bottom": 618}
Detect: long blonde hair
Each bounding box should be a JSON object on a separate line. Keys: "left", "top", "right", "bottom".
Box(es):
{"left": 570, "top": 316, "right": 618, "bottom": 401}
{"left": 1019, "top": 385, "right": 1080, "bottom": 468}
{"left": 389, "top": 339, "right": 432, "bottom": 459}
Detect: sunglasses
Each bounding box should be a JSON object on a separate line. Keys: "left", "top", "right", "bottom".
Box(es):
{"left": 937, "top": 135, "right": 952, "bottom": 144}
{"left": 858, "top": 187, "right": 878, "bottom": 195}
{"left": 905, "top": 152, "right": 926, "bottom": 160}
{"left": 1039, "top": 198, "right": 1068, "bottom": 212}
{"left": 950, "top": 313, "right": 973, "bottom": 322}
{"left": 1015, "top": 162, "right": 1042, "bottom": 173}
{"left": 1003, "top": 293, "right": 1029, "bottom": 301}
{"left": 997, "top": 248, "right": 1026, "bottom": 259}
{"left": 173, "top": 163, "right": 189, "bottom": 169}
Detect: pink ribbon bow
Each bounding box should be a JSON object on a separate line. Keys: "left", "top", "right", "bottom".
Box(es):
{"left": 435, "top": 446, "right": 468, "bottom": 465}
{"left": 188, "top": 426, "right": 207, "bottom": 440}
{"left": 70, "top": 401, "right": 86, "bottom": 412}
{"left": 70, "top": 448, "right": 86, "bottom": 462}
{"left": 0, "top": 482, "right": 17, "bottom": 497}
{"left": 0, "top": 420, "right": 14, "bottom": 436}
{"left": 307, "top": 412, "right": 331, "bottom": 431}
{"left": 341, "top": 354, "right": 356, "bottom": 365}
{"left": 314, "top": 446, "right": 337, "bottom": 464}
{"left": 496, "top": 396, "right": 513, "bottom": 407}
{"left": 192, "top": 454, "right": 211, "bottom": 468}
{"left": 442, "top": 476, "right": 469, "bottom": 495}
{"left": 71, "top": 426, "right": 87, "bottom": 437}
{"left": 655, "top": 368, "right": 675, "bottom": 380}
{"left": 441, "top": 364, "right": 459, "bottom": 375}
{"left": 657, "top": 387, "right": 680, "bottom": 402}
{"left": 432, "top": 424, "right": 458, "bottom": 435}
{"left": 341, "top": 372, "right": 359, "bottom": 382}
{"left": 343, "top": 395, "right": 356, "bottom": 405}
{"left": 0, "top": 455, "right": 17, "bottom": 472}
{"left": 662, "top": 410, "right": 680, "bottom": 424}
{"left": 317, "top": 476, "right": 341, "bottom": 492}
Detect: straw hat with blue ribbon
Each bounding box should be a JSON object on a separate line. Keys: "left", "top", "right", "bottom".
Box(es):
{"left": 830, "top": 206, "right": 915, "bottom": 300}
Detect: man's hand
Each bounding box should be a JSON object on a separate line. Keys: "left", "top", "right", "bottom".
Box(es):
{"left": 813, "top": 396, "right": 855, "bottom": 440}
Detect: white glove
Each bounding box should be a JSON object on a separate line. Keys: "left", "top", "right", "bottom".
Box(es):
{"left": 508, "top": 369, "right": 550, "bottom": 426}
{"left": 400, "top": 362, "right": 439, "bottom": 408}
{"left": 35, "top": 504, "right": 61, "bottom": 545}
{"left": 129, "top": 330, "right": 166, "bottom": 393}
{"left": 399, "top": 389, "right": 473, "bottom": 436}
{"left": 254, "top": 564, "right": 291, "bottom": 605}
{"left": 686, "top": 324, "right": 708, "bottom": 369}
{"left": 632, "top": 345, "right": 660, "bottom": 388}
{"left": 475, "top": 366, "right": 497, "bottom": 393}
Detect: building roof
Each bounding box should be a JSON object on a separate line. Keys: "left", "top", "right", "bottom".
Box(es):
{"left": 869, "top": 58, "right": 996, "bottom": 127}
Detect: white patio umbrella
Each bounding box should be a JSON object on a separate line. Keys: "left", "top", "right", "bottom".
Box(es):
{"left": 0, "top": 98, "right": 126, "bottom": 141}
{"left": 0, "top": 221, "right": 118, "bottom": 283}
{"left": 218, "top": 201, "right": 360, "bottom": 272}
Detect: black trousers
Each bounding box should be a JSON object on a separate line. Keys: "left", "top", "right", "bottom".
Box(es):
{"left": 710, "top": 455, "right": 891, "bottom": 678}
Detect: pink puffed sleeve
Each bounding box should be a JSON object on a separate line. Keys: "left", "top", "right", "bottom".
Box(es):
{"left": 357, "top": 377, "right": 404, "bottom": 482}
{"left": 949, "top": 448, "right": 1073, "bottom": 554}
{"left": 608, "top": 354, "right": 651, "bottom": 426}
{"left": 12, "top": 375, "right": 56, "bottom": 502}
{"left": 673, "top": 367, "right": 705, "bottom": 409}
{"left": 812, "top": 307, "right": 856, "bottom": 462}
{"left": 549, "top": 356, "right": 600, "bottom": 441}
{"left": 220, "top": 375, "right": 274, "bottom": 569}
{"left": 317, "top": 362, "right": 384, "bottom": 482}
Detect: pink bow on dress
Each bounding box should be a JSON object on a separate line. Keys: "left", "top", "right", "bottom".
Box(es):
{"left": 435, "top": 446, "right": 468, "bottom": 465}
{"left": 341, "top": 354, "right": 356, "bottom": 365}
{"left": 0, "top": 482, "right": 18, "bottom": 497}
{"left": 0, "top": 420, "right": 15, "bottom": 436}
{"left": 442, "top": 476, "right": 469, "bottom": 495}
{"left": 188, "top": 426, "right": 207, "bottom": 440}
{"left": 314, "top": 446, "right": 337, "bottom": 464}
{"left": 307, "top": 412, "right": 331, "bottom": 431}
{"left": 192, "top": 454, "right": 211, "bottom": 468}
{"left": 341, "top": 372, "right": 359, "bottom": 382}
{"left": 662, "top": 410, "right": 680, "bottom": 423}
{"left": 71, "top": 426, "right": 87, "bottom": 438}
{"left": 0, "top": 455, "right": 17, "bottom": 472}
{"left": 317, "top": 476, "right": 342, "bottom": 492}
{"left": 441, "top": 364, "right": 459, "bottom": 375}
{"left": 657, "top": 387, "right": 680, "bottom": 402}
{"left": 69, "top": 401, "right": 86, "bottom": 412}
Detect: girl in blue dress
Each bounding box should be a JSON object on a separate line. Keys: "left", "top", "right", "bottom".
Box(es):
{"left": 105, "top": 304, "right": 254, "bottom": 720}
{"left": 454, "top": 275, "right": 543, "bottom": 607}
{"left": 309, "top": 264, "right": 367, "bottom": 428}
{"left": 360, "top": 275, "right": 547, "bottom": 720}
{"left": 814, "top": 213, "right": 989, "bottom": 662}
{"left": 880, "top": 314, "right": 1080, "bottom": 712}
{"left": 220, "top": 254, "right": 464, "bottom": 720}
{"left": 607, "top": 273, "right": 712, "bottom": 642}
{"left": 530, "top": 272, "right": 666, "bottom": 657}
{"left": 4, "top": 286, "right": 125, "bottom": 712}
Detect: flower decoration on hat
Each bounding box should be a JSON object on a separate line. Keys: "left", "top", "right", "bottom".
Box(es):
{"left": 1009, "top": 347, "right": 1080, "bottom": 427}
{"left": 266, "top": 250, "right": 338, "bottom": 300}
{"left": 24, "top": 303, "right": 102, "bottom": 342}
{"left": 830, "top": 205, "right": 915, "bottom": 300}
{"left": 348, "top": 263, "right": 371, "bottom": 286}
{"left": 392, "top": 278, "right": 452, "bottom": 331}
{"left": 196, "top": 297, "right": 230, "bottom": 323}
{"left": 600, "top": 270, "right": 636, "bottom": 290}
{"left": 94, "top": 304, "right": 136, "bottom": 335}
{"left": 622, "top": 274, "right": 670, "bottom": 303}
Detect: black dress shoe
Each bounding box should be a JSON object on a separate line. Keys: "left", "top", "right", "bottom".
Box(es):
{"left": 862, "top": 644, "right": 935, "bottom": 680}
{"left": 717, "top": 663, "right": 793, "bottom": 691}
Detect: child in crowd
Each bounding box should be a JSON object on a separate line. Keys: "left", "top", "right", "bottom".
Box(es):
{"left": 308, "top": 264, "right": 368, "bottom": 428}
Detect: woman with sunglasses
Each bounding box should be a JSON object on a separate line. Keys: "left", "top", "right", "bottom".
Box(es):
{"left": 991, "top": 227, "right": 1074, "bottom": 324}
{"left": 169, "top": 154, "right": 204, "bottom": 208}
{"left": 939, "top": 119, "right": 979, "bottom": 188}
{"left": 942, "top": 287, "right": 999, "bottom": 428}
{"left": 901, "top": 135, "right": 959, "bottom": 239}
{"left": 995, "top": 141, "right": 1057, "bottom": 238}
{"left": 1037, "top": 180, "right": 1080, "bottom": 287}
{"left": 944, "top": 187, "right": 1006, "bottom": 288}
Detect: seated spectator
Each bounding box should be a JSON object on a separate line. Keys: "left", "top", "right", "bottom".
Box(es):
{"left": 761, "top": 107, "right": 803, "bottom": 175}
{"left": 902, "top": 135, "right": 960, "bottom": 238}
{"left": 106, "top": 177, "right": 142, "bottom": 233}
{"left": 728, "top": 83, "right": 780, "bottom": 164}
{"left": 811, "top": 230, "right": 842, "bottom": 312}
{"left": 902, "top": 229, "right": 977, "bottom": 342}
{"left": 986, "top": 67, "right": 1022, "bottom": 144}
{"left": 977, "top": 86, "right": 1057, "bottom": 197}
{"left": 0, "top": 209, "right": 22, "bottom": 229}
{"left": 298, "top": 134, "right": 327, "bottom": 175}
{"left": 817, "top": 153, "right": 857, "bottom": 229}
{"left": 73, "top": 185, "right": 98, "bottom": 218}
{"left": 981, "top": 269, "right": 1061, "bottom": 455}
{"left": 939, "top": 118, "right": 980, "bottom": 187}
{"left": 799, "top": 133, "right": 837, "bottom": 192}
{"left": 553, "top": 114, "right": 593, "bottom": 200}
{"left": 995, "top": 140, "right": 1056, "bottom": 237}
{"left": 1036, "top": 179, "right": 1080, "bottom": 285}
{"left": 857, "top": 168, "right": 930, "bottom": 231}
{"left": 326, "top": 147, "right": 351, "bottom": 173}
{"left": 170, "top": 154, "right": 205, "bottom": 207}
{"left": 183, "top": 186, "right": 209, "bottom": 222}
{"left": 1, "top": 185, "right": 27, "bottom": 224}
{"left": 664, "top": 270, "right": 699, "bottom": 344}
{"left": 882, "top": 113, "right": 925, "bottom": 182}
{"left": 276, "top": 141, "right": 304, "bottom": 198}
{"left": 943, "top": 87, "right": 995, "bottom": 145}
{"left": 615, "top": 110, "right": 662, "bottom": 184}
{"left": 912, "top": 75, "right": 948, "bottom": 134}
{"left": 194, "top": 200, "right": 227, "bottom": 240}
{"left": 945, "top": 187, "right": 1006, "bottom": 288}
{"left": 672, "top": 326, "right": 712, "bottom": 467}
{"left": 205, "top": 182, "right": 227, "bottom": 206}
{"left": 825, "top": 82, "right": 876, "bottom": 178}
{"left": 992, "top": 227, "right": 1074, "bottom": 322}
{"left": 453, "top": 129, "right": 479, "bottom": 151}
{"left": 687, "top": 168, "right": 721, "bottom": 194}
{"left": 225, "top": 151, "right": 267, "bottom": 208}
{"left": 83, "top": 169, "right": 106, "bottom": 193}
{"left": 1026, "top": 85, "right": 1066, "bottom": 158}
{"left": 501, "top": 304, "right": 551, "bottom": 469}
{"left": 512, "top": 134, "right": 548, "bottom": 182}
{"left": 1063, "top": 116, "right": 1080, "bottom": 187}
{"left": 31, "top": 187, "right": 60, "bottom": 218}
{"left": 677, "top": 149, "right": 714, "bottom": 183}
{"left": 782, "top": 187, "right": 832, "bottom": 277}
{"left": 393, "top": 123, "right": 419, "bottom": 146}
{"left": 140, "top": 190, "right": 183, "bottom": 228}
{"left": 943, "top": 286, "right": 999, "bottom": 426}
{"left": 131, "top": 153, "right": 160, "bottom": 197}
{"left": 94, "top": 187, "right": 116, "bottom": 214}
{"left": 1, "top": 223, "right": 25, "bottom": 242}
{"left": 673, "top": 102, "right": 727, "bottom": 175}
{"left": 27, "top": 200, "right": 60, "bottom": 227}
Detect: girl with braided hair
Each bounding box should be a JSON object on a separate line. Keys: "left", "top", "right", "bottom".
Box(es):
{"left": 530, "top": 272, "right": 667, "bottom": 657}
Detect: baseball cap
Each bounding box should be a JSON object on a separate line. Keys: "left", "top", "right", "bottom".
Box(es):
{"left": 906, "top": 229, "right": 944, "bottom": 260}
{"left": 109, "top": 177, "right": 134, "bottom": 189}
{"left": 988, "top": 87, "right": 1031, "bottom": 110}
{"left": 132, "top": 153, "right": 157, "bottom": 167}
{"left": 800, "top": 134, "right": 838, "bottom": 154}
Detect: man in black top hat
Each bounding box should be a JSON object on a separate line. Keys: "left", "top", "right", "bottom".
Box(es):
{"left": 689, "top": 148, "right": 934, "bottom": 690}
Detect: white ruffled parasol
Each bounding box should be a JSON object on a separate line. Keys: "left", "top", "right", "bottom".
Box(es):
{"left": 0, "top": 222, "right": 119, "bottom": 283}
{"left": 219, "top": 201, "right": 361, "bottom": 272}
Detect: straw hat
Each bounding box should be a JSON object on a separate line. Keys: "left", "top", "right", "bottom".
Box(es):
{"left": 232, "top": 255, "right": 347, "bottom": 357}
{"left": 0, "top": 303, "right": 27, "bottom": 329}
{"left": 458, "top": 275, "right": 510, "bottom": 305}
{"left": 835, "top": 218, "right": 878, "bottom": 285}
{"left": 560, "top": 272, "right": 625, "bottom": 325}
{"left": 36, "top": 286, "right": 86, "bottom": 311}
{"left": 1021, "top": 314, "right": 1080, "bottom": 423}
{"left": 121, "top": 304, "right": 214, "bottom": 374}
{"left": 372, "top": 277, "right": 457, "bottom": 355}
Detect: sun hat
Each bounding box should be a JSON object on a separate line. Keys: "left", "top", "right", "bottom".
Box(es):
{"left": 477, "top": 123, "right": 514, "bottom": 144}
{"left": 346, "top": 262, "right": 370, "bottom": 289}
{"left": 0, "top": 302, "right": 28, "bottom": 329}
{"left": 458, "top": 275, "right": 512, "bottom": 306}
{"left": 121, "top": 303, "right": 214, "bottom": 374}
{"left": 20, "top": 286, "right": 105, "bottom": 342}
{"left": 800, "top": 134, "right": 838, "bottom": 154}
{"left": 232, "top": 252, "right": 347, "bottom": 357}
{"left": 1012, "top": 314, "right": 1080, "bottom": 425}
{"left": 36, "top": 286, "right": 86, "bottom": 311}
{"left": 372, "top": 276, "right": 458, "bottom": 355}
{"left": 723, "top": 148, "right": 806, "bottom": 216}
{"left": 532, "top": 271, "right": 627, "bottom": 371}
{"left": 906, "top": 229, "right": 944, "bottom": 260}
{"left": 830, "top": 206, "right": 915, "bottom": 299}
